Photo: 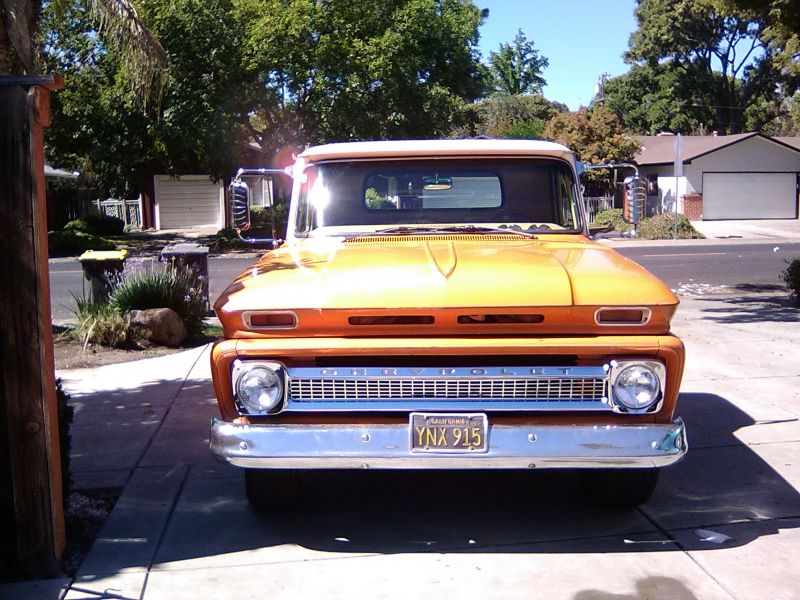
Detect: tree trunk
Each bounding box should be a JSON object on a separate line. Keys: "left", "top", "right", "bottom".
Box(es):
{"left": 0, "top": 75, "right": 65, "bottom": 578}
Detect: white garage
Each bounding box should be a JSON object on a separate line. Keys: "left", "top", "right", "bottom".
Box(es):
{"left": 154, "top": 175, "right": 224, "bottom": 230}
{"left": 702, "top": 172, "right": 798, "bottom": 220}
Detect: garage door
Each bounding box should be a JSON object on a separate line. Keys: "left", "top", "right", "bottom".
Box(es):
{"left": 703, "top": 172, "right": 797, "bottom": 219}
{"left": 154, "top": 175, "right": 223, "bottom": 229}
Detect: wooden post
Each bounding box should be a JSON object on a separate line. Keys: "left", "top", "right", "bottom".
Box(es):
{"left": 0, "top": 74, "right": 65, "bottom": 577}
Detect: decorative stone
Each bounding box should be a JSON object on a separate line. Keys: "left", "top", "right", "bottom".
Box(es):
{"left": 126, "top": 308, "right": 187, "bottom": 347}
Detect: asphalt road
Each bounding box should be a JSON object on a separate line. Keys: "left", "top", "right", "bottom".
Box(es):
{"left": 616, "top": 242, "right": 800, "bottom": 293}
{"left": 48, "top": 241, "right": 800, "bottom": 322}
{"left": 49, "top": 255, "right": 259, "bottom": 322}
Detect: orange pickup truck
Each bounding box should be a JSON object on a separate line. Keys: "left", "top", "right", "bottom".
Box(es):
{"left": 209, "top": 139, "right": 686, "bottom": 510}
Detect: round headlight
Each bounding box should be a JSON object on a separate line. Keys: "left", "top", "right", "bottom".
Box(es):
{"left": 612, "top": 364, "right": 661, "bottom": 411}
{"left": 235, "top": 366, "right": 283, "bottom": 413}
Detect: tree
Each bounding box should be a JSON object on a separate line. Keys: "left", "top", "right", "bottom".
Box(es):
{"left": 240, "top": 0, "right": 487, "bottom": 150}
{"left": 625, "top": 0, "right": 788, "bottom": 133}
{"left": 470, "top": 92, "right": 566, "bottom": 138}
{"left": 603, "top": 63, "right": 709, "bottom": 134}
{"left": 765, "top": 92, "right": 800, "bottom": 135}
{"left": 543, "top": 107, "right": 641, "bottom": 194}
{"left": 488, "top": 29, "right": 548, "bottom": 95}
{"left": 722, "top": 0, "right": 800, "bottom": 81}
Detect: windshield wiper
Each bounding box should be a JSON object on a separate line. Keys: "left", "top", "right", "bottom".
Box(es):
{"left": 371, "top": 225, "right": 537, "bottom": 239}
{"left": 441, "top": 225, "right": 538, "bottom": 238}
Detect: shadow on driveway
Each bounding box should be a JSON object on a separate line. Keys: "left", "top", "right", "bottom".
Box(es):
{"left": 693, "top": 291, "right": 799, "bottom": 324}
{"left": 132, "top": 391, "right": 800, "bottom": 565}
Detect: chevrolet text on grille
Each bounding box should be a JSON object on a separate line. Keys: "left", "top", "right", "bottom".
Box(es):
{"left": 306, "top": 367, "right": 582, "bottom": 377}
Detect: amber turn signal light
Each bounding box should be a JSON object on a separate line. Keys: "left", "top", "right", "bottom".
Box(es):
{"left": 595, "top": 308, "right": 650, "bottom": 325}
{"left": 245, "top": 312, "right": 297, "bottom": 328}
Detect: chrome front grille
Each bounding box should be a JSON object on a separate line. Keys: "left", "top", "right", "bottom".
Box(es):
{"left": 285, "top": 366, "right": 610, "bottom": 412}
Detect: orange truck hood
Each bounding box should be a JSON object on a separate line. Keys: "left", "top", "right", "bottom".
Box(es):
{"left": 214, "top": 235, "right": 678, "bottom": 337}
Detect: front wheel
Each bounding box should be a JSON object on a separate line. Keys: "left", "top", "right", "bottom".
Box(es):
{"left": 580, "top": 469, "right": 660, "bottom": 508}
{"left": 244, "top": 469, "right": 300, "bottom": 512}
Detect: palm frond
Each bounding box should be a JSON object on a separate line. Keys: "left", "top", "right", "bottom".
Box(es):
{"left": 88, "top": 0, "right": 166, "bottom": 103}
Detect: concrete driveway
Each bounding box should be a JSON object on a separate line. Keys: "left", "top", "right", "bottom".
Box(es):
{"left": 690, "top": 218, "right": 800, "bottom": 241}
{"left": 3, "top": 290, "right": 800, "bottom": 599}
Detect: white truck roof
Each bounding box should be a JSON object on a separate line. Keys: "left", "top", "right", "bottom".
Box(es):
{"left": 298, "top": 139, "right": 575, "bottom": 163}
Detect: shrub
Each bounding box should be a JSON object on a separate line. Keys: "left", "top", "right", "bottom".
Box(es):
{"left": 781, "top": 258, "right": 800, "bottom": 305}
{"left": 636, "top": 213, "right": 704, "bottom": 240}
{"left": 109, "top": 265, "right": 207, "bottom": 340}
{"left": 592, "top": 208, "right": 631, "bottom": 233}
{"left": 251, "top": 203, "right": 289, "bottom": 239}
{"left": 64, "top": 214, "right": 125, "bottom": 236}
{"left": 49, "top": 230, "right": 116, "bottom": 257}
{"left": 210, "top": 228, "right": 246, "bottom": 251}
{"left": 72, "top": 294, "right": 130, "bottom": 348}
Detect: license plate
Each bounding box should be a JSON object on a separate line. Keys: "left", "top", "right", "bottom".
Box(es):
{"left": 410, "top": 413, "right": 488, "bottom": 453}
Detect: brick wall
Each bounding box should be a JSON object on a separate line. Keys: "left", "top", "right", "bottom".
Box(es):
{"left": 683, "top": 193, "right": 703, "bottom": 221}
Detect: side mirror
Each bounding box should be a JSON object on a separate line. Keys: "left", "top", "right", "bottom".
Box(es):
{"left": 229, "top": 179, "right": 251, "bottom": 231}
{"left": 624, "top": 176, "right": 646, "bottom": 225}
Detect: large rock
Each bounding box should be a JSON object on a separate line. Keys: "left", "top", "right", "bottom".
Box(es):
{"left": 126, "top": 308, "right": 187, "bottom": 347}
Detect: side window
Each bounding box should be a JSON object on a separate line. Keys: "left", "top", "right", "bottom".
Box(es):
{"left": 553, "top": 167, "right": 578, "bottom": 228}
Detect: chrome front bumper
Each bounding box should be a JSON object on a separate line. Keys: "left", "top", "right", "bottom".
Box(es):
{"left": 209, "top": 417, "right": 687, "bottom": 469}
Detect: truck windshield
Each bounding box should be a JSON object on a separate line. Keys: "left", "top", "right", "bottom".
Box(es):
{"left": 294, "top": 158, "right": 583, "bottom": 236}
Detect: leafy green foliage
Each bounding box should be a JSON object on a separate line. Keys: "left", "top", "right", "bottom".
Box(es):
{"left": 592, "top": 209, "right": 633, "bottom": 234}
{"left": 211, "top": 228, "right": 247, "bottom": 251}
{"left": 488, "top": 29, "right": 548, "bottom": 95}
{"left": 603, "top": 63, "right": 709, "bottom": 134}
{"left": 636, "top": 213, "right": 705, "bottom": 239}
{"left": 242, "top": 0, "right": 487, "bottom": 146}
{"left": 718, "top": 0, "right": 800, "bottom": 84}
{"left": 109, "top": 266, "right": 207, "bottom": 339}
{"left": 780, "top": 258, "right": 800, "bottom": 304}
{"left": 64, "top": 214, "right": 125, "bottom": 236}
{"left": 48, "top": 230, "right": 116, "bottom": 257}
{"left": 469, "top": 93, "right": 566, "bottom": 138}
{"left": 250, "top": 204, "right": 289, "bottom": 239}
{"left": 72, "top": 294, "right": 131, "bottom": 348}
{"left": 765, "top": 92, "right": 800, "bottom": 135}
{"left": 624, "top": 0, "right": 790, "bottom": 134}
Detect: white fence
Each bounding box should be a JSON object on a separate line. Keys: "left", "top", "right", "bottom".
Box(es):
{"left": 584, "top": 196, "right": 614, "bottom": 223}
{"left": 83, "top": 196, "right": 143, "bottom": 230}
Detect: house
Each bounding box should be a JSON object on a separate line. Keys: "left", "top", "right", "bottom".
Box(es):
{"left": 634, "top": 133, "right": 800, "bottom": 220}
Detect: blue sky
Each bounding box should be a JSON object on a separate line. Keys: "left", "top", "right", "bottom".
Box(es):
{"left": 475, "top": 0, "right": 638, "bottom": 109}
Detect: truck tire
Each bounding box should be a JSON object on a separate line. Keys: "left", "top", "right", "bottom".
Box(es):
{"left": 580, "top": 469, "right": 660, "bottom": 508}
{"left": 244, "top": 469, "right": 299, "bottom": 512}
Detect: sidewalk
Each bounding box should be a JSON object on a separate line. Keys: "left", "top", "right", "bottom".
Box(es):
{"left": 3, "top": 289, "right": 800, "bottom": 599}
{"left": 598, "top": 218, "right": 800, "bottom": 248}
